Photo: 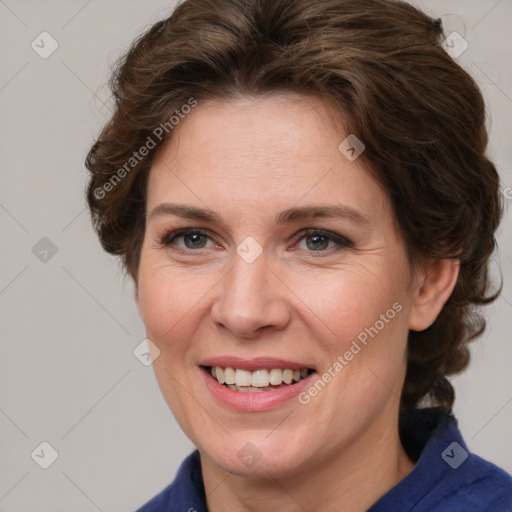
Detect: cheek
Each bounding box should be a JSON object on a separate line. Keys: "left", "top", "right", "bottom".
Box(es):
{"left": 295, "top": 268, "right": 409, "bottom": 425}
{"left": 292, "top": 262, "right": 407, "bottom": 353}
{"left": 136, "top": 257, "right": 207, "bottom": 353}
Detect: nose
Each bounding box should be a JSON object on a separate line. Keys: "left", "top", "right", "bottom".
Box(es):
{"left": 210, "top": 253, "right": 290, "bottom": 339}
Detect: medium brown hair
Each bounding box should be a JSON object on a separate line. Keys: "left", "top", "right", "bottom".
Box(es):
{"left": 85, "top": 0, "right": 502, "bottom": 412}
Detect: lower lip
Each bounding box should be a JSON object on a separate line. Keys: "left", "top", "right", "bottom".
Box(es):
{"left": 201, "top": 368, "right": 315, "bottom": 411}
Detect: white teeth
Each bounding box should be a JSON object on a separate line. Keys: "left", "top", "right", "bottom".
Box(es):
{"left": 210, "top": 366, "right": 311, "bottom": 388}
{"left": 282, "top": 369, "right": 293, "bottom": 384}
{"left": 235, "top": 369, "right": 252, "bottom": 387}
{"left": 251, "top": 369, "right": 269, "bottom": 387}
{"left": 269, "top": 368, "right": 283, "bottom": 385}
{"left": 227, "top": 384, "right": 278, "bottom": 392}
{"left": 224, "top": 367, "right": 236, "bottom": 385}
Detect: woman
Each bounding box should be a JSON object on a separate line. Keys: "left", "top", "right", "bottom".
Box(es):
{"left": 85, "top": 0, "right": 512, "bottom": 510}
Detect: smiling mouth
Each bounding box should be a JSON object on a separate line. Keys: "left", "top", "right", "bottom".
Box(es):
{"left": 203, "top": 366, "right": 315, "bottom": 392}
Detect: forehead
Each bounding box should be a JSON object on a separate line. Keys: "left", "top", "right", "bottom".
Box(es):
{"left": 153, "top": 93, "right": 342, "bottom": 172}
{"left": 147, "top": 93, "right": 388, "bottom": 224}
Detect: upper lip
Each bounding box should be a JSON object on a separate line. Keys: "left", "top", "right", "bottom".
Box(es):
{"left": 200, "top": 356, "right": 316, "bottom": 372}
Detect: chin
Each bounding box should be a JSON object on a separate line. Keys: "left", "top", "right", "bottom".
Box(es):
{"left": 199, "top": 432, "right": 314, "bottom": 479}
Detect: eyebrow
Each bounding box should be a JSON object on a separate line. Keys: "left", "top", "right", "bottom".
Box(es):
{"left": 276, "top": 205, "right": 371, "bottom": 226}
{"left": 148, "top": 204, "right": 223, "bottom": 223}
{"left": 148, "top": 203, "right": 371, "bottom": 227}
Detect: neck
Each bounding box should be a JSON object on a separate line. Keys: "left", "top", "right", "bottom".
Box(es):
{"left": 201, "top": 409, "right": 415, "bottom": 512}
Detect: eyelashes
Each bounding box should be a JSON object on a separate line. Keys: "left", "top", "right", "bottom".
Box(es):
{"left": 158, "top": 227, "right": 353, "bottom": 255}
{"left": 160, "top": 228, "right": 217, "bottom": 251}
{"left": 297, "top": 228, "right": 353, "bottom": 251}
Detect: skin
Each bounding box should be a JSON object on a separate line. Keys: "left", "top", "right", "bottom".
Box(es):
{"left": 135, "top": 93, "right": 459, "bottom": 512}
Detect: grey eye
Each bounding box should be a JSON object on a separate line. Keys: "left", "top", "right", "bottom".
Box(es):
{"left": 304, "top": 234, "right": 332, "bottom": 251}
{"left": 182, "top": 233, "right": 209, "bottom": 249}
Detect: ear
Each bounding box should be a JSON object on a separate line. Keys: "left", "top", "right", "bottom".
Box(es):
{"left": 408, "top": 258, "right": 460, "bottom": 331}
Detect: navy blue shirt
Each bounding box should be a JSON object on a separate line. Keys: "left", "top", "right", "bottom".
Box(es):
{"left": 136, "top": 408, "right": 512, "bottom": 511}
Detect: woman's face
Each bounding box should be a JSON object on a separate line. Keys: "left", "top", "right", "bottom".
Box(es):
{"left": 136, "top": 93, "right": 417, "bottom": 477}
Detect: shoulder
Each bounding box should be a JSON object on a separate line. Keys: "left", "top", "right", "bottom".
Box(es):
{"left": 370, "top": 408, "right": 512, "bottom": 512}
{"left": 135, "top": 483, "right": 172, "bottom": 512}
{"left": 135, "top": 450, "right": 206, "bottom": 512}
{"left": 416, "top": 411, "right": 512, "bottom": 511}
{"left": 429, "top": 413, "right": 512, "bottom": 511}
{"left": 432, "top": 452, "right": 512, "bottom": 511}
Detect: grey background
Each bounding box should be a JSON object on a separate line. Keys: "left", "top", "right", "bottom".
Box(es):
{"left": 0, "top": 0, "right": 511, "bottom": 510}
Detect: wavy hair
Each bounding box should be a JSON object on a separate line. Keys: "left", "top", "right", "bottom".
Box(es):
{"left": 85, "top": 0, "right": 502, "bottom": 412}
